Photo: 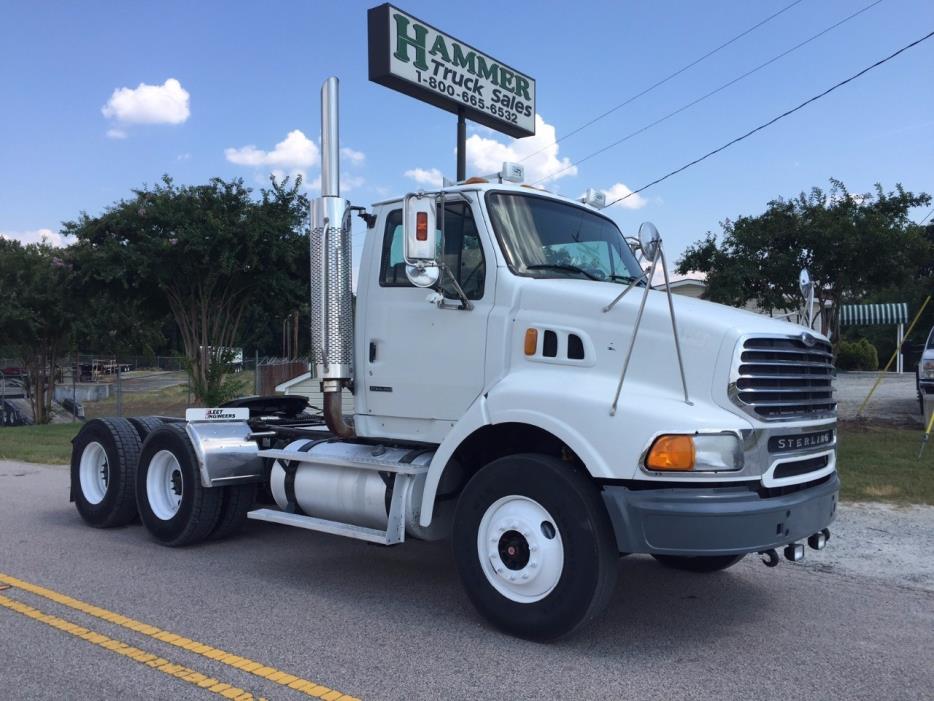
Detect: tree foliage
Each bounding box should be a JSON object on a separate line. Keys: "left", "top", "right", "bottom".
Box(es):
{"left": 677, "top": 180, "right": 932, "bottom": 338}
{"left": 0, "top": 239, "right": 74, "bottom": 422}
{"left": 63, "top": 175, "right": 309, "bottom": 402}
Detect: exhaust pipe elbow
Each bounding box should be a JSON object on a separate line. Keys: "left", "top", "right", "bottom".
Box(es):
{"left": 324, "top": 390, "right": 355, "bottom": 438}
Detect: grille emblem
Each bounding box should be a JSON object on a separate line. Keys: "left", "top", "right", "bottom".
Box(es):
{"left": 799, "top": 332, "right": 817, "bottom": 348}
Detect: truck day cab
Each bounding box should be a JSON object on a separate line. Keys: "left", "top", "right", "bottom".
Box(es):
{"left": 70, "top": 77, "right": 838, "bottom": 640}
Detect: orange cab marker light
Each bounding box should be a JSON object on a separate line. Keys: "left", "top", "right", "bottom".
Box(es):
{"left": 646, "top": 435, "right": 695, "bottom": 471}
{"left": 416, "top": 211, "right": 428, "bottom": 241}
{"left": 524, "top": 328, "right": 538, "bottom": 356}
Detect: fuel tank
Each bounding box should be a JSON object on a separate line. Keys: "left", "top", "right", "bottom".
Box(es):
{"left": 269, "top": 439, "right": 448, "bottom": 540}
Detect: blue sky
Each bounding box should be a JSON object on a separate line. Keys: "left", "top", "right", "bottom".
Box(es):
{"left": 1, "top": 0, "right": 932, "bottom": 264}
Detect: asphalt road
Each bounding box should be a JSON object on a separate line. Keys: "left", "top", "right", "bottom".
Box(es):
{"left": 1, "top": 463, "right": 931, "bottom": 701}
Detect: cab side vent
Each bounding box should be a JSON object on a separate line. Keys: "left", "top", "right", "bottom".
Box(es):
{"left": 568, "top": 334, "right": 585, "bottom": 360}
{"left": 543, "top": 330, "right": 558, "bottom": 357}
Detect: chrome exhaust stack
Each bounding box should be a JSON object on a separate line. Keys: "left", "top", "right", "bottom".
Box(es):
{"left": 310, "top": 76, "right": 354, "bottom": 437}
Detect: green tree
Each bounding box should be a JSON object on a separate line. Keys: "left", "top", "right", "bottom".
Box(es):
{"left": 677, "top": 180, "right": 932, "bottom": 339}
{"left": 64, "top": 175, "right": 309, "bottom": 403}
{"left": 0, "top": 238, "right": 74, "bottom": 423}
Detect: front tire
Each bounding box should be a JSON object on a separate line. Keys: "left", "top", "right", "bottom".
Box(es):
{"left": 652, "top": 554, "right": 745, "bottom": 573}
{"left": 452, "top": 453, "right": 618, "bottom": 641}
{"left": 71, "top": 418, "right": 141, "bottom": 528}
{"left": 136, "top": 424, "right": 222, "bottom": 546}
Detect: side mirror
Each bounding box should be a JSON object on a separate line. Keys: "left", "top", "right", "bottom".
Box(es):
{"left": 403, "top": 193, "right": 438, "bottom": 264}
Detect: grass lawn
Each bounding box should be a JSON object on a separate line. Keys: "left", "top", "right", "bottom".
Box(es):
{"left": 0, "top": 421, "right": 931, "bottom": 504}
{"left": 0, "top": 423, "right": 81, "bottom": 465}
{"left": 836, "top": 423, "right": 933, "bottom": 504}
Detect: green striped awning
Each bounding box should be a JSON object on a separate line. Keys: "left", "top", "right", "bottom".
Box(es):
{"left": 840, "top": 303, "right": 908, "bottom": 326}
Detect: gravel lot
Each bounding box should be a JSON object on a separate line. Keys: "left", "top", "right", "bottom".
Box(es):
{"left": 835, "top": 371, "right": 921, "bottom": 425}
{"left": 1, "top": 461, "right": 932, "bottom": 701}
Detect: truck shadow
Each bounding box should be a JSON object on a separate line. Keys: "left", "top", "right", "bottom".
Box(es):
{"left": 244, "top": 521, "right": 772, "bottom": 653}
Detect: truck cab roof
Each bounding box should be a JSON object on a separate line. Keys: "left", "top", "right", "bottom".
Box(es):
{"left": 370, "top": 181, "right": 608, "bottom": 215}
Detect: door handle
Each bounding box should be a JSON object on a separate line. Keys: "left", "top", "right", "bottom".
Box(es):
{"left": 369, "top": 341, "right": 377, "bottom": 363}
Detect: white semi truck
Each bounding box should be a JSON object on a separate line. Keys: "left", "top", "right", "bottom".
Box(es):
{"left": 70, "top": 77, "right": 838, "bottom": 640}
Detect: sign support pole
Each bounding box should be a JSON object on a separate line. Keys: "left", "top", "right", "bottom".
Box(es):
{"left": 456, "top": 108, "right": 466, "bottom": 182}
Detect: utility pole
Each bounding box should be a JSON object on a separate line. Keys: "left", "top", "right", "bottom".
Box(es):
{"left": 456, "top": 108, "right": 466, "bottom": 182}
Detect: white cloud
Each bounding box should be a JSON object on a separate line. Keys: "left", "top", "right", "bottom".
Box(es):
{"left": 404, "top": 167, "right": 444, "bottom": 188}
{"left": 0, "top": 228, "right": 68, "bottom": 247}
{"left": 106, "top": 128, "right": 127, "bottom": 140}
{"left": 598, "top": 182, "right": 647, "bottom": 210}
{"left": 341, "top": 147, "right": 365, "bottom": 165}
{"left": 177, "top": 153, "right": 191, "bottom": 161}
{"left": 465, "top": 114, "right": 576, "bottom": 184}
{"left": 225, "top": 129, "right": 319, "bottom": 170}
{"left": 228, "top": 132, "right": 366, "bottom": 194}
{"left": 101, "top": 78, "right": 190, "bottom": 125}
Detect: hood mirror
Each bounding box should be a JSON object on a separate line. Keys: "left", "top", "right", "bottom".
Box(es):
{"left": 799, "top": 268, "right": 812, "bottom": 298}
{"left": 638, "top": 222, "right": 661, "bottom": 260}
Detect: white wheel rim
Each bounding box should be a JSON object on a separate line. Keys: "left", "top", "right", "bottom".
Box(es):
{"left": 78, "top": 441, "right": 109, "bottom": 505}
{"left": 477, "top": 495, "right": 565, "bottom": 604}
{"left": 147, "top": 450, "right": 184, "bottom": 521}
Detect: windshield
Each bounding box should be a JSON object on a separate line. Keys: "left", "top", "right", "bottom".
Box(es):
{"left": 486, "top": 192, "right": 645, "bottom": 283}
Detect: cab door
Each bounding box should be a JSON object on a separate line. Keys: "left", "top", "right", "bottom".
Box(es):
{"left": 363, "top": 196, "right": 494, "bottom": 422}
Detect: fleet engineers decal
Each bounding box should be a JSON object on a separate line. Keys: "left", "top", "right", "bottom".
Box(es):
{"left": 368, "top": 3, "right": 536, "bottom": 138}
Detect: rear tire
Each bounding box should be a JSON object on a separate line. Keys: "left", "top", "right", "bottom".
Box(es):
{"left": 71, "top": 418, "right": 141, "bottom": 528}
{"left": 210, "top": 483, "right": 257, "bottom": 541}
{"left": 128, "top": 416, "right": 164, "bottom": 441}
{"left": 452, "top": 453, "right": 618, "bottom": 641}
{"left": 652, "top": 554, "right": 745, "bottom": 573}
{"left": 136, "top": 424, "right": 222, "bottom": 546}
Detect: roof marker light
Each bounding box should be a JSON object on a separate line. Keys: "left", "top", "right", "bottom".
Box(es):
{"left": 581, "top": 188, "right": 607, "bottom": 209}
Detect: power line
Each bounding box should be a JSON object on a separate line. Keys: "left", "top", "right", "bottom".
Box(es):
{"left": 535, "top": 0, "right": 883, "bottom": 184}
{"left": 604, "top": 29, "right": 934, "bottom": 207}
{"left": 920, "top": 207, "right": 934, "bottom": 224}
{"left": 518, "top": 0, "right": 807, "bottom": 165}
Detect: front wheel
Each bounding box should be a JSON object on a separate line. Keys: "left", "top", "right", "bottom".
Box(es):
{"left": 652, "top": 554, "right": 745, "bottom": 573}
{"left": 452, "top": 453, "right": 618, "bottom": 641}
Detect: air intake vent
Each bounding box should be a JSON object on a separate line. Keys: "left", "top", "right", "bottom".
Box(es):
{"left": 731, "top": 336, "right": 836, "bottom": 421}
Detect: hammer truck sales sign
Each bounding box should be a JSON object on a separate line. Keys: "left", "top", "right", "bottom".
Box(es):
{"left": 368, "top": 3, "right": 536, "bottom": 138}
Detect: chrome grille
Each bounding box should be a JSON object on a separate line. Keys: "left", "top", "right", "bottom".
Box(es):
{"left": 731, "top": 336, "right": 836, "bottom": 421}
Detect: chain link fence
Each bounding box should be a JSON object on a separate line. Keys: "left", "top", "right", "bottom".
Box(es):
{"left": 1, "top": 353, "right": 310, "bottom": 425}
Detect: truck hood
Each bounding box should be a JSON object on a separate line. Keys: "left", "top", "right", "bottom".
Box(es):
{"left": 510, "top": 278, "right": 824, "bottom": 406}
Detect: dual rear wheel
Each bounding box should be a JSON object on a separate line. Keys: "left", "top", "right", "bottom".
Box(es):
{"left": 71, "top": 419, "right": 255, "bottom": 545}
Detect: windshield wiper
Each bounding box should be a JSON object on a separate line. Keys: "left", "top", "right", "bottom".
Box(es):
{"left": 607, "top": 273, "right": 647, "bottom": 286}
{"left": 525, "top": 264, "right": 600, "bottom": 281}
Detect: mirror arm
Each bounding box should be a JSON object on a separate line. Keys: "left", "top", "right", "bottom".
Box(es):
{"left": 436, "top": 263, "right": 474, "bottom": 311}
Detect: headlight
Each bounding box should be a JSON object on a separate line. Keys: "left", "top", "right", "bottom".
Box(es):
{"left": 923, "top": 360, "right": 934, "bottom": 379}
{"left": 693, "top": 434, "right": 744, "bottom": 471}
{"left": 646, "top": 434, "right": 743, "bottom": 472}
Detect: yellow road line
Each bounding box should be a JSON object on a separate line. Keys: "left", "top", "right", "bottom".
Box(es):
{"left": 0, "top": 594, "right": 264, "bottom": 701}
{"left": 0, "top": 572, "right": 359, "bottom": 701}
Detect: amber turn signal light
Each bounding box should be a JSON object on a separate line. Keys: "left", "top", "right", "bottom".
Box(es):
{"left": 646, "top": 435, "right": 695, "bottom": 471}
{"left": 416, "top": 211, "right": 428, "bottom": 241}
{"left": 524, "top": 328, "right": 538, "bottom": 355}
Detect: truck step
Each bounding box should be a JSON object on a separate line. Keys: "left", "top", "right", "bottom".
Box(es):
{"left": 247, "top": 508, "right": 404, "bottom": 545}
{"left": 255, "top": 448, "right": 429, "bottom": 475}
